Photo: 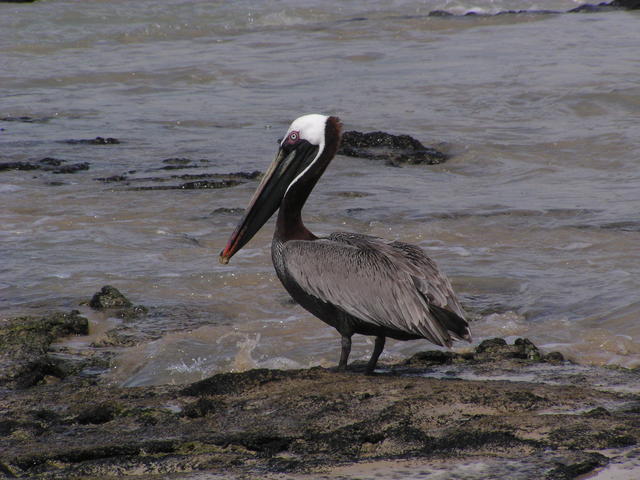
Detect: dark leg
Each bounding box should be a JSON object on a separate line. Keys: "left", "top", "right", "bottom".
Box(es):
{"left": 338, "top": 335, "right": 352, "bottom": 371}
{"left": 366, "top": 336, "right": 386, "bottom": 374}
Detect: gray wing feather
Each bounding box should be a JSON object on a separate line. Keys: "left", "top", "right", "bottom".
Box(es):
{"left": 388, "top": 240, "right": 467, "bottom": 319}
{"left": 281, "top": 232, "right": 468, "bottom": 347}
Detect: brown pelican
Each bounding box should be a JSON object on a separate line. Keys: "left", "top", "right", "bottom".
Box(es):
{"left": 220, "top": 114, "right": 471, "bottom": 373}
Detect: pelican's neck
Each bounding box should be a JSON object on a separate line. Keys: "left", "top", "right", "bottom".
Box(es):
{"left": 275, "top": 184, "right": 315, "bottom": 242}
{"left": 274, "top": 116, "right": 342, "bottom": 243}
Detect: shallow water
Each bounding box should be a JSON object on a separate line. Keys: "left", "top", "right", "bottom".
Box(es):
{"left": 2, "top": 0, "right": 640, "bottom": 387}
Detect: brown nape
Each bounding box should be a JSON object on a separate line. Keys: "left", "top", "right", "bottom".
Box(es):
{"left": 325, "top": 116, "right": 343, "bottom": 159}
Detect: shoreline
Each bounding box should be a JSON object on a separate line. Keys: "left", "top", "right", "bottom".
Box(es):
{"left": 1, "top": 306, "right": 639, "bottom": 479}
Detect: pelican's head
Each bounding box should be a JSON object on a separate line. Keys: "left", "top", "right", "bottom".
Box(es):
{"left": 220, "top": 114, "right": 340, "bottom": 264}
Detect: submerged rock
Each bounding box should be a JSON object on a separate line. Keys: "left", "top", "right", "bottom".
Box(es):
{"left": 210, "top": 207, "right": 245, "bottom": 216}
{"left": 0, "top": 157, "right": 89, "bottom": 174}
{"left": 424, "top": 0, "right": 639, "bottom": 16}
{"left": 0, "top": 161, "right": 40, "bottom": 172}
{"left": 51, "top": 162, "right": 90, "bottom": 174}
{"left": 94, "top": 174, "right": 127, "bottom": 183}
{"left": 88, "top": 285, "right": 148, "bottom": 320}
{"left": 339, "top": 130, "right": 448, "bottom": 166}
{"left": 89, "top": 285, "right": 133, "bottom": 310}
{"left": 610, "top": 0, "right": 640, "bottom": 8}
{"left": 132, "top": 179, "right": 242, "bottom": 190}
{"left": 94, "top": 159, "right": 260, "bottom": 190}
{"left": 159, "top": 157, "right": 211, "bottom": 170}
{"left": 63, "top": 136, "right": 120, "bottom": 145}
{"left": 569, "top": 0, "right": 640, "bottom": 11}
{"left": 0, "top": 115, "right": 51, "bottom": 122}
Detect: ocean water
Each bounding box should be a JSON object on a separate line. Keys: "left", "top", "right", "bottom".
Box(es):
{"left": 1, "top": 0, "right": 639, "bottom": 387}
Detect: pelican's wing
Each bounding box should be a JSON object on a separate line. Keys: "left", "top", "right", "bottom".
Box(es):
{"left": 281, "top": 232, "right": 470, "bottom": 347}
{"left": 387, "top": 240, "right": 467, "bottom": 319}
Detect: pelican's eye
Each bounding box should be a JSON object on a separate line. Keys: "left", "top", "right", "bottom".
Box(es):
{"left": 285, "top": 131, "right": 300, "bottom": 144}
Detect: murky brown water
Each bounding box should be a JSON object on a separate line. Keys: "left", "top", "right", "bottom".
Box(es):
{"left": 2, "top": 0, "right": 640, "bottom": 390}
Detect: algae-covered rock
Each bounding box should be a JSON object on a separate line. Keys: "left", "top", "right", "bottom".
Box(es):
{"left": 0, "top": 310, "right": 88, "bottom": 388}
{"left": 0, "top": 157, "right": 89, "bottom": 174}
{"left": 475, "top": 337, "right": 542, "bottom": 361}
{"left": 545, "top": 351, "right": 565, "bottom": 363}
{"left": 407, "top": 337, "right": 545, "bottom": 366}
{"left": 1, "top": 330, "right": 638, "bottom": 478}
{"left": 1, "top": 363, "right": 638, "bottom": 479}
{"left": 338, "top": 130, "right": 448, "bottom": 166}
{"left": 88, "top": 285, "right": 148, "bottom": 320}
{"left": 89, "top": 285, "right": 133, "bottom": 310}
{"left": 76, "top": 402, "right": 121, "bottom": 425}
{"left": 64, "top": 136, "right": 120, "bottom": 145}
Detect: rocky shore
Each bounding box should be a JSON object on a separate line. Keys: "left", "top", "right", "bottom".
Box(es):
{"left": 1, "top": 291, "right": 639, "bottom": 479}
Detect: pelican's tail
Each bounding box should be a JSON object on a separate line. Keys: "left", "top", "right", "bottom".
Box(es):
{"left": 428, "top": 304, "right": 472, "bottom": 344}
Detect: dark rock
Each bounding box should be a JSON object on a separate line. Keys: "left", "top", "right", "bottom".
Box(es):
{"left": 227, "top": 170, "right": 261, "bottom": 180}
{"left": 514, "top": 337, "right": 542, "bottom": 361}
{"left": 1, "top": 333, "right": 639, "bottom": 478}
{"left": 545, "top": 351, "right": 565, "bottom": 363}
{"left": 476, "top": 337, "right": 508, "bottom": 353}
{"left": 339, "top": 130, "right": 448, "bottom": 165}
{"left": 239, "top": 435, "right": 292, "bottom": 456}
{"left": 335, "top": 191, "right": 371, "bottom": 198}
{"left": 90, "top": 327, "right": 140, "bottom": 347}
{"left": 132, "top": 179, "right": 242, "bottom": 190}
{"left": 0, "top": 157, "right": 90, "bottom": 174}
{"left": 424, "top": 0, "right": 638, "bottom": 17}
{"left": 116, "top": 304, "right": 149, "bottom": 320}
{"left": 428, "top": 9, "right": 454, "bottom": 16}
{"left": 89, "top": 285, "right": 133, "bottom": 310}
{"left": 584, "top": 407, "right": 611, "bottom": 418}
{"left": 610, "top": 0, "right": 640, "bottom": 8}
{"left": 39, "top": 157, "right": 63, "bottom": 166}
{"left": 211, "top": 207, "right": 245, "bottom": 216}
{"left": 183, "top": 398, "right": 224, "bottom": 418}
{"left": 0, "top": 310, "right": 89, "bottom": 388}
{"left": 407, "top": 338, "right": 553, "bottom": 368}
{"left": 64, "top": 137, "right": 120, "bottom": 145}
{"left": 39, "top": 158, "right": 89, "bottom": 174}
{"left": 1, "top": 357, "right": 639, "bottom": 478}
{"left": 162, "top": 158, "right": 192, "bottom": 166}
{"left": 405, "top": 350, "right": 454, "bottom": 366}
{"left": 0, "top": 310, "right": 89, "bottom": 355}
{"left": 169, "top": 171, "right": 260, "bottom": 181}
{"left": 94, "top": 169, "right": 260, "bottom": 190}
{"left": 0, "top": 115, "right": 50, "bottom": 122}
{"left": 95, "top": 174, "right": 128, "bottom": 183}
{"left": 567, "top": 1, "right": 640, "bottom": 12}
{"left": 160, "top": 164, "right": 202, "bottom": 171}
{"left": 159, "top": 158, "right": 211, "bottom": 170}
{"left": 88, "top": 286, "right": 148, "bottom": 324}
{"left": 51, "top": 162, "right": 90, "bottom": 174}
{"left": 181, "top": 368, "right": 291, "bottom": 396}
{"left": 180, "top": 180, "right": 242, "bottom": 189}
{"left": 545, "top": 452, "right": 609, "bottom": 480}
{"left": 550, "top": 423, "right": 637, "bottom": 450}
{"left": 0, "top": 161, "right": 40, "bottom": 172}
{"left": 473, "top": 337, "right": 542, "bottom": 361}
{"left": 76, "top": 403, "right": 120, "bottom": 425}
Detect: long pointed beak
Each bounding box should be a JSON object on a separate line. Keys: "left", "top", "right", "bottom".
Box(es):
{"left": 220, "top": 146, "right": 305, "bottom": 264}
